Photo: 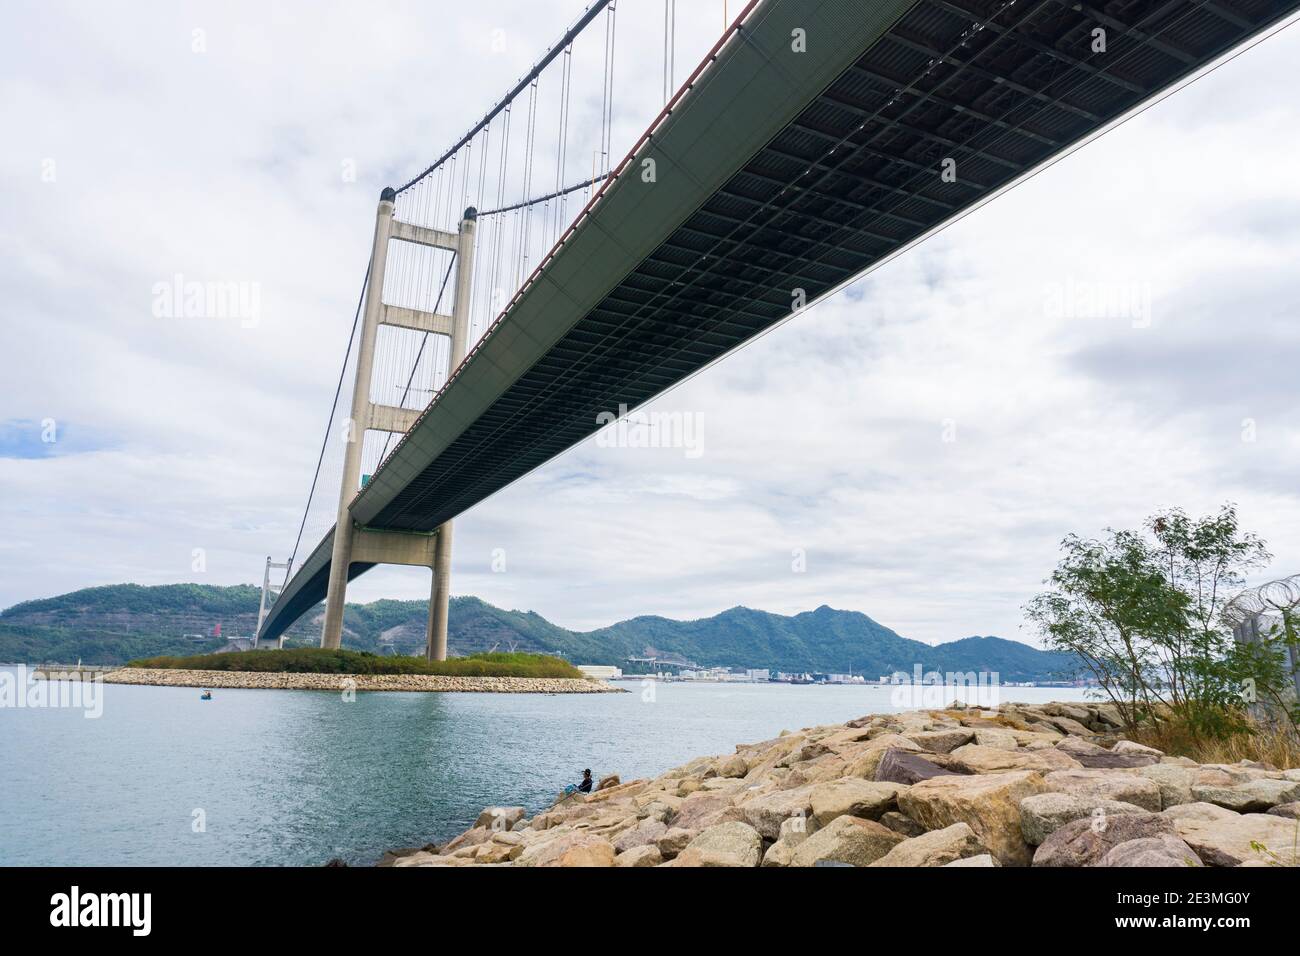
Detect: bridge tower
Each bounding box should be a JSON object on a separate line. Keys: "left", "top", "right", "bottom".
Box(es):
{"left": 254, "top": 556, "right": 291, "bottom": 649}
{"left": 319, "top": 187, "right": 477, "bottom": 659}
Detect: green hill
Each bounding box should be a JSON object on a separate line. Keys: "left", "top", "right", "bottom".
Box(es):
{"left": 0, "top": 583, "right": 1078, "bottom": 681}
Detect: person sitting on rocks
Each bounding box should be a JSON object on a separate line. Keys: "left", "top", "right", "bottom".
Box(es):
{"left": 577, "top": 769, "right": 593, "bottom": 793}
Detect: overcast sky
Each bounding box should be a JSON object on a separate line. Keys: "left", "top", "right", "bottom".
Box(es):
{"left": 3, "top": 1, "right": 1299, "bottom": 646}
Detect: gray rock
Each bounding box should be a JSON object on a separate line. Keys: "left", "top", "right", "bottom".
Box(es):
{"left": 1101, "top": 835, "right": 1201, "bottom": 867}
{"left": 874, "top": 749, "right": 960, "bottom": 785}
{"left": 1074, "top": 751, "right": 1161, "bottom": 769}
{"left": 1055, "top": 736, "right": 1110, "bottom": 758}
{"left": 1135, "top": 764, "right": 1195, "bottom": 809}
{"left": 944, "top": 853, "right": 999, "bottom": 867}
{"left": 1112, "top": 740, "right": 1164, "bottom": 757}
{"left": 653, "top": 827, "right": 697, "bottom": 860}
{"left": 474, "top": 806, "right": 527, "bottom": 830}
{"left": 1019, "top": 792, "right": 1148, "bottom": 846}
{"left": 1033, "top": 812, "right": 1174, "bottom": 867}
{"left": 673, "top": 821, "right": 763, "bottom": 867}
{"left": 809, "top": 778, "right": 902, "bottom": 826}
{"left": 615, "top": 844, "right": 662, "bottom": 867}
{"left": 879, "top": 811, "right": 927, "bottom": 838}
{"left": 788, "top": 815, "right": 905, "bottom": 867}
{"left": 1160, "top": 802, "right": 1240, "bottom": 823}
{"left": 904, "top": 729, "right": 975, "bottom": 753}
{"left": 972, "top": 729, "right": 1019, "bottom": 750}
{"left": 1172, "top": 812, "right": 1300, "bottom": 866}
{"left": 611, "top": 817, "right": 668, "bottom": 853}
{"left": 1266, "top": 802, "right": 1300, "bottom": 820}
{"left": 1042, "top": 769, "right": 1162, "bottom": 812}
{"left": 868, "top": 822, "right": 988, "bottom": 867}
{"left": 726, "top": 784, "right": 816, "bottom": 840}
{"left": 1191, "top": 778, "right": 1300, "bottom": 813}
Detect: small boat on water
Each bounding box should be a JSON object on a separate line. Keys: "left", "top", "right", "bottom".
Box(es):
{"left": 200, "top": 691, "right": 213, "bottom": 700}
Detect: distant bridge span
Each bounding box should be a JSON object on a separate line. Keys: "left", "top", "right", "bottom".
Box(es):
{"left": 260, "top": 0, "right": 1300, "bottom": 648}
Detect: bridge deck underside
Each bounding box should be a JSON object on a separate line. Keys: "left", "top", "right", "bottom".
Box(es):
{"left": 368, "top": 0, "right": 1288, "bottom": 532}
{"left": 262, "top": 0, "right": 1294, "bottom": 644}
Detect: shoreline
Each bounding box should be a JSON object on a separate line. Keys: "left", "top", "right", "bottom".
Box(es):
{"left": 382, "top": 699, "right": 1300, "bottom": 867}
{"left": 99, "top": 667, "right": 623, "bottom": 694}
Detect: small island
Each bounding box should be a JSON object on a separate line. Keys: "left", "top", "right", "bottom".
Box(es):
{"left": 105, "top": 648, "right": 621, "bottom": 694}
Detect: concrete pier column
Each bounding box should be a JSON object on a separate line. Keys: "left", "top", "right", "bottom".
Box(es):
{"left": 321, "top": 187, "right": 396, "bottom": 649}
{"left": 425, "top": 208, "right": 477, "bottom": 661}
{"left": 427, "top": 523, "right": 453, "bottom": 661}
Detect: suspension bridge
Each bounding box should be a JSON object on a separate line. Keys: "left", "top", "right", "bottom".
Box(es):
{"left": 255, "top": 0, "right": 1300, "bottom": 655}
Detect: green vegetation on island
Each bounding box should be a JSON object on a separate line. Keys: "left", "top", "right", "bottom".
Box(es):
{"left": 126, "top": 647, "right": 585, "bottom": 679}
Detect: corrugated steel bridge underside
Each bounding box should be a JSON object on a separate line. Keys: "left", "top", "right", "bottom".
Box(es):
{"left": 260, "top": 0, "right": 1298, "bottom": 645}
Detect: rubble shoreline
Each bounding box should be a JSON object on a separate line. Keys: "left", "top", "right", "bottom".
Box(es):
{"left": 383, "top": 699, "right": 1300, "bottom": 867}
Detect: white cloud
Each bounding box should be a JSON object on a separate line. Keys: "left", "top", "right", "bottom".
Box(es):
{"left": 3, "top": 2, "right": 1299, "bottom": 647}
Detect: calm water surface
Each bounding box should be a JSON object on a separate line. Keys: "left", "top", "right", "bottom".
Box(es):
{"left": 0, "top": 667, "right": 1089, "bottom": 866}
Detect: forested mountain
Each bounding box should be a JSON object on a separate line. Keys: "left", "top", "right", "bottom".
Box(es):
{"left": 0, "top": 584, "right": 1078, "bottom": 680}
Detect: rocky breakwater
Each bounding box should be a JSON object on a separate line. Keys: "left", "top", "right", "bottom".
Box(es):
{"left": 386, "top": 700, "right": 1300, "bottom": 867}
{"left": 103, "top": 668, "right": 620, "bottom": 694}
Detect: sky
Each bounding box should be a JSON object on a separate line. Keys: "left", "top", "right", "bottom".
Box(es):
{"left": 2, "top": 1, "right": 1299, "bottom": 646}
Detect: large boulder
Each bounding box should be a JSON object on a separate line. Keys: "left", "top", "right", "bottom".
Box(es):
{"left": 615, "top": 845, "right": 662, "bottom": 867}
{"left": 874, "top": 749, "right": 960, "bottom": 785}
{"left": 972, "top": 729, "right": 1020, "bottom": 750}
{"left": 905, "top": 729, "right": 975, "bottom": 753}
{"left": 673, "top": 822, "right": 763, "bottom": 867}
{"left": 727, "top": 784, "right": 816, "bottom": 840}
{"left": 944, "top": 853, "right": 999, "bottom": 867}
{"left": 611, "top": 817, "right": 668, "bottom": 853}
{"left": 879, "top": 811, "right": 927, "bottom": 837}
{"left": 672, "top": 791, "right": 733, "bottom": 832}
{"left": 1042, "top": 702, "right": 1095, "bottom": 724}
{"left": 1075, "top": 751, "right": 1161, "bottom": 770}
{"left": 653, "top": 827, "right": 697, "bottom": 860}
{"left": 474, "top": 806, "right": 527, "bottom": 830}
{"left": 1042, "top": 769, "right": 1162, "bottom": 812}
{"left": 1018, "top": 792, "right": 1148, "bottom": 846}
{"left": 475, "top": 840, "right": 525, "bottom": 864}
{"left": 1056, "top": 734, "right": 1157, "bottom": 768}
{"left": 1033, "top": 812, "right": 1174, "bottom": 867}
{"left": 440, "top": 826, "right": 494, "bottom": 853}
{"left": 899, "top": 770, "right": 1047, "bottom": 867}
{"left": 809, "top": 779, "right": 903, "bottom": 827}
{"left": 1011, "top": 730, "right": 1066, "bottom": 750}
{"left": 716, "top": 754, "right": 749, "bottom": 778}
{"left": 1055, "top": 736, "right": 1110, "bottom": 758}
{"left": 761, "top": 839, "right": 797, "bottom": 867}
{"left": 1160, "top": 802, "right": 1240, "bottom": 823}
{"left": 1112, "top": 740, "right": 1163, "bottom": 757}
{"left": 786, "top": 754, "right": 852, "bottom": 786}
{"left": 520, "top": 832, "right": 617, "bottom": 867}
{"left": 1101, "top": 835, "right": 1201, "bottom": 867}
{"left": 1267, "top": 802, "right": 1300, "bottom": 820}
{"left": 1171, "top": 812, "right": 1300, "bottom": 866}
{"left": 788, "top": 816, "right": 904, "bottom": 867}
{"left": 868, "top": 822, "right": 988, "bottom": 867}
{"left": 1190, "top": 779, "right": 1300, "bottom": 813}
{"left": 1135, "top": 765, "right": 1196, "bottom": 809}
{"left": 1039, "top": 715, "right": 1095, "bottom": 737}
{"left": 845, "top": 736, "right": 924, "bottom": 779}
{"left": 949, "top": 744, "right": 1081, "bottom": 775}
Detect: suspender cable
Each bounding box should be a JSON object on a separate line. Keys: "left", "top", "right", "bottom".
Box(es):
{"left": 377, "top": 257, "right": 458, "bottom": 465}
{"left": 284, "top": 257, "right": 371, "bottom": 588}
{"left": 394, "top": 0, "right": 615, "bottom": 194}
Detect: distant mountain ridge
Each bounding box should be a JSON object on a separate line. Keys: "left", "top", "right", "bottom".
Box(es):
{"left": 0, "top": 583, "right": 1078, "bottom": 681}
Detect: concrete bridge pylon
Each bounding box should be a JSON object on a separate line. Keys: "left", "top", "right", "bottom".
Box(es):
{"left": 319, "top": 188, "right": 477, "bottom": 660}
